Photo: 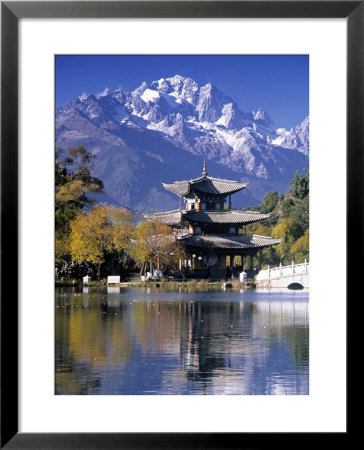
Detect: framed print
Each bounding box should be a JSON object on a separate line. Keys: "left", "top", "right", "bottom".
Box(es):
{"left": 1, "top": 1, "right": 359, "bottom": 448}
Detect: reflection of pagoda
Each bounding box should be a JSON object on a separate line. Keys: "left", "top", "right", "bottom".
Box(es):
{"left": 147, "top": 159, "right": 281, "bottom": 279}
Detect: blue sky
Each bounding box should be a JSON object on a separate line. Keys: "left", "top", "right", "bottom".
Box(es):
{"left": 56, "top": 55, "right": 308, "bottom": 129}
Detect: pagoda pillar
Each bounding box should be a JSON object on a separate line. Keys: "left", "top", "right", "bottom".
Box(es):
{"left": 249, "top": 254, "right": 254, "bottom": 270}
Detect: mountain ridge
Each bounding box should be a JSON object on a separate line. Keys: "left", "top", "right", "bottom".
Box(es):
{"left": 56, "top": 74, "right": 309, "bottom": 211}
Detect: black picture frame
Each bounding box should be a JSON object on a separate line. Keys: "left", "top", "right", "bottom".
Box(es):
{"left": 1, "top": 1, "right": 357, "bottom": 448}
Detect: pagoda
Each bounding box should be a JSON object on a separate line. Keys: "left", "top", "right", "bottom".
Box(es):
{"left": 146, "top": 159, "right": 281, "bottom": 280}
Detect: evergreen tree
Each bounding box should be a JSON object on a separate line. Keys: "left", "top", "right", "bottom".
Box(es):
{"left": 291, "top": 195, "right": 309, "bottom": 230}
{"left": 260, "top": 191, "right": 279, "bottom": 214}
{"left": 55, "top": 146, "right": 103, "bottom": 265}
{"left": 290, "top": 169, "right": 309, "bottom": 199}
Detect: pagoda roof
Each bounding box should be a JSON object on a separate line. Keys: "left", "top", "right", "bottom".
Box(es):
{"left": 162, "top": 175, "right": 248, "bottom": 197}
{"left": 183, "top": 210, "right": 270, "bottom": 224}
{"left": 144, "top": 209, "right": 184, "bottom": 226}
{"left": 179, "top": 234, "right": 282, "bottom": 250}
{"left": 145, "top": 209, "right": 270, "bottom": 226}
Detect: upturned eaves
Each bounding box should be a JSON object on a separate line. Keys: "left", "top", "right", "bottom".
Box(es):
{"left": 162, "top": 175, "right": 248, "bottom": 197}
{"left": 145, "top": 209, "right": 270, "bottom": 226}
{"left": 179, "top": 234, "right": 282, "bottom": 250}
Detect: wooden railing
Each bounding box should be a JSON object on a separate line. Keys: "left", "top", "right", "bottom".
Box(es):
{"left": 256, "top": 260, "right": 309, "bottom": 281}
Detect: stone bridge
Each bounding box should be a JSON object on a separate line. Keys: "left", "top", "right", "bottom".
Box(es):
{"left": 255, "top": 260, "right": 309, "bottom": 289}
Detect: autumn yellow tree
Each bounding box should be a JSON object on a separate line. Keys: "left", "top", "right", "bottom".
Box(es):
{"left": 109, "top": 206, "right": 135, "bottom": 268}
{"left": 252, "top": 223, "right": 272, "bottom": 236}
{"left": 271, "top": 218, "right": 304, "bottom": 265}
{"left": 131, "top": 221, "right": 183, "bottom": 275}
{"left": 69, "top": 204, "right": 135, "bottom": 280}
{"left": 290, "top": 228, "right": 309, "bottom": 263}
{"left": 55, "top": 146, "right": 103, "bottom": 264}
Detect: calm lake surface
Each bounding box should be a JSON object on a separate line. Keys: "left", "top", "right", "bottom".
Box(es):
{"left": 55, "top": 286, "right": 309, "bottom": 395}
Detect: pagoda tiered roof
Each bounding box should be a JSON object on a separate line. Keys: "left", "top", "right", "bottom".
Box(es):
{"left": 183, "top": 210, "right": 270, "bottom": 224}
{"left": 162, "top": 176, "right": 248, "bottom": 197}
{"left": 145, "top": 209, "right": 270, "bottom": 226}
{"left": 145, "top": 209, "right": 184, "bottom": 226}
{"left": 179, "top": 234, "right": 282, "bottom": 250}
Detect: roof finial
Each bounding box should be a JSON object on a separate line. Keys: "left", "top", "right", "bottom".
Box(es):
{"left": 202, "top": 157, "right": 208, "bottom": 177}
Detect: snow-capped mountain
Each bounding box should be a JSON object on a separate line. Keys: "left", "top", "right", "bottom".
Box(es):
{"left": 56, "top": 75, "right": 309, "bottom": 211}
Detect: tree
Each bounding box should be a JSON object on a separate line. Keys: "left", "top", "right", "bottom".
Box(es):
{"left": 290, "top": 228, "right": 309, "bottom": 263}
{"left": 131, "top": 221, "right": 183, "bottom": 275}
{"left": 271, "top": 218, "right": 304, "bottom": 265}
{"left": 290, "top": 169, "right": 309, "bottom": 199}
{"left": 260, "top": 191, "right": 278, "bottom": 214}
{"left": 252, "top": 223, "right": 272, "bottom": 236}
{"left": 109, "top": 206, "right": 135, "bottom": 268}
{"left": 259, "top": 246, "right": 280, "bottom": 269}
{"left": 290, "top": 195, "right": 309, "bottom": 230}
{"left": 69, "top": 204, "right": 135, "bottom": 280}
{"left": 63, "top": 145, "right": 97, "bottom": 183}
{"left": 281, "top": 198, "right": 295, "bottom": 218}
{"left": 55, "top": 147, "right": 103, "bottom": 264}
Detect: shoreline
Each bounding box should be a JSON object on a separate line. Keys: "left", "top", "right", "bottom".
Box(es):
{"left": 55, "top": 278, "right": 256, "bottom": 289}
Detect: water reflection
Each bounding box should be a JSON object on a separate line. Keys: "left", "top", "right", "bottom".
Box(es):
{"left": 55, "top": 287, "right": 309, "bottom": 395}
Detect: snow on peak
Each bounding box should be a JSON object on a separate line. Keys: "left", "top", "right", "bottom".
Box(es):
{"left": 200, "top": 82, "right": 215, "bottom": 96}
{"left": 79, "top": 91, "right": 92, "bottom": 102}
{"left": 58, "top": 74, "right": 309, "bottom": 179}
{"left": 132, "top": 81, "right": 148, "bottom": 96}
{"left": 166, "top": 74, "right": 186, "bottom": 85}
{"left": 300, "top": 115, "right": 309, "bottom": 129}
{"left": 141, "top": 88, "right": 160, "bottom": 103}
{"left": 147, "top": 74, "right": 200, "bottom": 106}
{"left": 153, "top": 78, "right": 169, "bottom": 93}
{"left": 253, "top": 107, "right": 270, "bottom": 121}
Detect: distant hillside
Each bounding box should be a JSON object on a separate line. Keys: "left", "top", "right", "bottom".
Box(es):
{"left": 56, "top": 75, "right": 309, "bottom": 212}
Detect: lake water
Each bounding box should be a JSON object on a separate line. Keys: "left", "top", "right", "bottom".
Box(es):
{"left": 55, "top": 286, "right": 309, "bottom": 395}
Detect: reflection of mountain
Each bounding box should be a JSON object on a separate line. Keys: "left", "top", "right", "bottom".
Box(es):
{"left": 55, "top": 289, "right": 309, "bottom": 395}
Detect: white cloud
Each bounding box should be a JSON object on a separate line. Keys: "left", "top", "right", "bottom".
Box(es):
{"left": 96, "top": 87, "right": 109, "bottom": 98}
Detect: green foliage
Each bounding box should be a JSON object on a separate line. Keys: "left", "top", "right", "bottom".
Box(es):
{"left": 272, "top": 218, "right": 304, "bottom": 265}
{"left": 55, "top": 146, "right": 103, "bottom": 263}
{"left": 260, "top": 246, "right": 281, "bottom": 269}
{"left": 245, "top": 222, "right": 271, "bottom": 236}
{"left": 243, "top": 205, "right": 259, "bottom": 212}
{"left": 291, "top": 196, "right": 309, "bottom": 230}
{"left": 253, "top": 223, "right": 272, "bottom": 236}
{"left": 281, "top": 198, "right": 295, "bottom": 218}
{"left": 290, "top": 169, "right": 309, "bottom": 199}
{"left": 290, "top": 229, "right": 309, "bottom": 263}
{"left": 260, "top": 191, "right": 278, "bottom": 214}
{"left": 241, "top": 170, "right": 310, "bottom": 269}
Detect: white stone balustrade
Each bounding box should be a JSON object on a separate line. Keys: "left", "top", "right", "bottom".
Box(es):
{"left": 256, "top": 260, "right": 309, "bottom": 281}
